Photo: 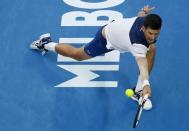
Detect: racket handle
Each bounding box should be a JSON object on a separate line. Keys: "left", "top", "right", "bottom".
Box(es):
{"left": 143, "top": 94, "right": 149, "bottom": 100}
{"left": 41, "top": 50, "right": 46, "bottom": 55}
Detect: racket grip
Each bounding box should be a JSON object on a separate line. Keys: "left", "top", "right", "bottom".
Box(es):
{"left": 143, "top": 94, "right": 149, "bottom": 100}
{"left": 41, "top": 50, "right": 46, "bottom": 55}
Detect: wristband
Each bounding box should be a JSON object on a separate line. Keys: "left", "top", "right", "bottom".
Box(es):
{"left": 142, "top": 80, "right": 150, "bottom": 88}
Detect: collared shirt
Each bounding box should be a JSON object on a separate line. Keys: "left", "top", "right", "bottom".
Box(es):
{"left": 105, "top": 16, "right": 149, "bottom": 57}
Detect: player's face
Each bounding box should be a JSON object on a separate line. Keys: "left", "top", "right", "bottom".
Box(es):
{"left": 143, "top": 27, "right": 160, "bottom": 43}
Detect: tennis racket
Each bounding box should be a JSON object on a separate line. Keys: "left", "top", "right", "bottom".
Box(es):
{"left": 133, "top": 94, "right": 149, "bottom": 128}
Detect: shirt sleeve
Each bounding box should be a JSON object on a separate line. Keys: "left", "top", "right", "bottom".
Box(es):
{"left": 130, "top": 43, "right": 148, "bottom": 57}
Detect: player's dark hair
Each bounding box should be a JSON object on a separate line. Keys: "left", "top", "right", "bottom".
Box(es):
{"left": 144, "top": 14, "right": 162, "bottom": 30}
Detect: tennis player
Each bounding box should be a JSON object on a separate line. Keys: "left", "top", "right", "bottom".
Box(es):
{"left": 30, "top": 5, "right": 162, "bottom": 110}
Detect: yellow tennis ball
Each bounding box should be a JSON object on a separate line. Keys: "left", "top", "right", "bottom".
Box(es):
{"left": 125, "top": 89, "right": 134, "bottom": 97}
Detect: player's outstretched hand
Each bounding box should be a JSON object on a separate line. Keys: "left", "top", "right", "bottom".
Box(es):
{"left": 141, "top": 5, "right": 155, "bottom": 13}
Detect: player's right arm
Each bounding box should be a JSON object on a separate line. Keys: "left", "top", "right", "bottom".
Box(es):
{"left": 130, "top": 43, "right": 153, "bottom": 97}
{"left": 135, "top": 56, "right": 151, "bottom": 97}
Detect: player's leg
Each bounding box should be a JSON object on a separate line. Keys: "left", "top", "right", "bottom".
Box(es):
{"left": 30, "top": 33, "right": 91, "bottom": 61}
{"left": 54, "top": 44, "right": 91, "bottom": 61}
{"left": 54, "top": 26, "right": 113, "bottom": 60}
{"left": 30, "top": 26, "right": 113, "bottom": 60}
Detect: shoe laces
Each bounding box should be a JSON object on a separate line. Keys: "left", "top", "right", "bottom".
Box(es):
{"left": 36, "top": 37, "right": 51, "bottom": 49}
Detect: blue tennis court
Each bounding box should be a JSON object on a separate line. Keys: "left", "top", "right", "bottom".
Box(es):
{"left": 0, "top": 0, "right": 189, "bottom": 131}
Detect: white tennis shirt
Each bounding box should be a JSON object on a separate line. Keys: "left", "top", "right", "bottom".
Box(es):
{"left": 104, "top": 17, "right": 149, "bottom": 57}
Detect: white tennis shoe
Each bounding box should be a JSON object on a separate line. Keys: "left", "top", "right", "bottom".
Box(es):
{"left": 30, "top": 33, "right": 51, "bottom": 55}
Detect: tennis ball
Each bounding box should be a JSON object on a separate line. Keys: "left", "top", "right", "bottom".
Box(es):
{"left": 125, "top": 89, "right": 134, "bottom": 97}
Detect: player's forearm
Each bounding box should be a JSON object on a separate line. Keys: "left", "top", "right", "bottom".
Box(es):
{"left": 136, "top": 57, "right": 149, "bottom": 82}
{"left": 136, "top": 57, "right": 151, "bottom": 96}
{"left": 147, "top": 44, "right": 156, "bottom": 73}
{"left": 147, "top": 52, "right": 155, "bottom": 73}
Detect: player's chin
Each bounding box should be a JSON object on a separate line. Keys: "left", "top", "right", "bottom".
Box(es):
{"left": 148, "top": 40, "right": 155, "bottom": 43}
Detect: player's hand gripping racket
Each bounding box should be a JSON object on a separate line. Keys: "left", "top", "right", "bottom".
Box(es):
{"left": 133, "top": 94, "right": 149, "bottom": 128}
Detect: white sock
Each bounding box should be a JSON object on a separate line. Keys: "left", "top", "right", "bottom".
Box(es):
{"left": 44, "top": 42, "right": 57, "bottom": 52}
{"left": 135, "top": 75, "right": 143, "bottom": 92}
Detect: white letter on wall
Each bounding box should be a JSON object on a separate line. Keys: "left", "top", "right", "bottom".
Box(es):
{"left": 63, "top": 0, "right": 125, "bottom": 9}
{"left": 56, "top": 65, "right": 119, "bottom": 87}
{"left": 61, "top": 10, "right": 123, "bottom": 26}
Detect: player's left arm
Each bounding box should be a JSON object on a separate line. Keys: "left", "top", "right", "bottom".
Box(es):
{"left": 138, "top": 5, "right": 155, "bottom": 17}
{"left": 146, "top": 43, "right": 156, "bottom": 73}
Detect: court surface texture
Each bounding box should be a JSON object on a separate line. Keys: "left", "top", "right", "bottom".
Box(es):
{"left": 0, "top": 0, "right": 189, "bottom": 131}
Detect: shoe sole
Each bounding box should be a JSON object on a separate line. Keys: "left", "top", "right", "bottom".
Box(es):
{"left": 39, "top": 33, "right": 50, "bottom": 39}
{"left": 30, "top": 41, "right": 39, "bottom": 50}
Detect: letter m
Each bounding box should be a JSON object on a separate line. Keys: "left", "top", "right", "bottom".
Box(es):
{"left": 55, "top": 65, "right": 119, "bottom": 88}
